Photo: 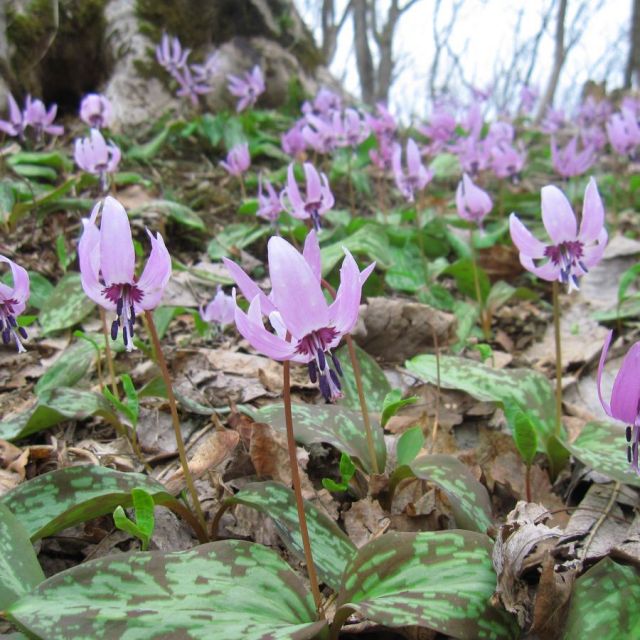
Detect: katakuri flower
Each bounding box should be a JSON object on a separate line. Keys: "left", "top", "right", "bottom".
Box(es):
{"left": 280, "top": 162, "right": 334, "bottom": 231}
{"left": 551, "top": 136, "right": 594, "bottom": 179}
{"left": 0, "top": 93, "right": 26, "bottom": 138}
{"left": 200, "top": 286, "right": 235, "bottom": 328}
{"left": 74, "top": 129, "right": 121, "bottom": 188}
{"left": 606, "top": 108, "right": 640, "bottom": 159}
{"left": 509, "top": 177, "right": 607, "bottom": 292}
{"left": 220, "top": 143, "right": 250, "bottom": 177}
{"left": 78, "top": 196, "right": 172, "bottom": 351}
{"left": 0, "top": 255, "right": 30, "bottom": 353}
{"left": 224, "top": 233, "right": 374, "bottom": 402}
{"left": 156, "top": 33, "right": 190, "bottom": 75}
{"left": 597, "top": 330, "right": 640, "bottom": 474}
{"left": 456, "top": 173, "right": 492, "bottom": 227}
{"left": 227, "top": 66, "right": 265, "bottom": 112}
{"left": 80, "top": 93, "right": 113, "bottom": 129}
{"left": 257, "top": 175, "right": 283, "bottom": 224}
{"left": 392, "top": 138, "right": 432, "bottom": 202}
{"left": 23, "top": 96, "right": 64, "bottom": 138}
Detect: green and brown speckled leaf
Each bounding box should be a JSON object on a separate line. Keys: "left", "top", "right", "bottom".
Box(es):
{"left": 8, "top": 540, "right": 326, "bottom": 640}
{"left": 224, "top": 481, "right": 356, "bottom": 591}
{"left": 392, "top": 454, "right": 493, "bottom": 533}
{"left": 38, "top": 273, "right": 95, "bottom": 334}
{"left": 0, "top": 387, "right": 118, "bottom": 441}
{"left": 565, "top": 421, "right": 640, "bottom": 488}
{"left": 334, "top": 530, "right": 517, "bottom": 640}
{"left": 562, "top": 557, "right": 640, "bottom": 639}
{"left": 405, "top": 354, "right": 556, "bottom": 447}
{"left": 0, "top": 504, "right": 45, "bottom": 610}
{"left": 254, "top": 403, "right": 386, "bottom": 474}
{"left": 0, "top": 466, "right": 176, "bottom": 541}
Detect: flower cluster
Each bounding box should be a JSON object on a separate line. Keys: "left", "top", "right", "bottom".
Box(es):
{"left": 0, "top": 94, "right": 63, "bottom": 141}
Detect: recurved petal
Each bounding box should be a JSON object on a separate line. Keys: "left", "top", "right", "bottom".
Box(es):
{"left": 304, "top": 162, "right": 322, "bottom": 202}
{"left": 582, "top": 227, "right": 608, "bottom": 268}
{"left": 579, "top": 177, "right": 606, "bottom": 243}
{"left": 610, "top": 340, "right": 640, "bottom": 424}
{"left": 284, "top": 163, "right": 305, "bottom": 215}
{"left": 509, "top": 213, "right": 546, "bottom": 258}
{"left": 303, "top": 230, "right": 322, "bottom": 281}
{"left": 136, "top": 230, "right": 172, "bottom": 310}
{"left": 519, "top": 254, "right": 559, "bottom": 281}
{"left": 328, "top": 249, "right": 363, "bottom": 334}
{"left": 0, "top": 255, "right": 30, "bottom": 314}
{"left": 268, "top": 236, "right": 329, "bottom": 338}
{"left": 99, "top": 197, "right": 135, "bottom": 286}
{"left": 541, "top": 185, "right": 577, "bottom": 244}
{"left": 78, "top": 210, "right": 113, "bottom": 309}
{"left": 406, "top": 138, "right": 422, "bottom": 176}
{"left": 222, "top": 257, "right": 275, "bottom": 315}
{"left": 597, "top": 330, "right": 614, "bottom": 417}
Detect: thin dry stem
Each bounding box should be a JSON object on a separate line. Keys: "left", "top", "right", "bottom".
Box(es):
{"left": 552, "top": 281, "right": 563, "bottom": 437}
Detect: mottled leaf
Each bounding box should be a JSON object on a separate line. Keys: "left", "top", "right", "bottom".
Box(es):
{"left": 0, "top": 466, "right": 176, "bottom": 541}
{"left": 382, "top": 389, "right": 417, "bottom": 427}
{"left": 320, "top": 223, "right": 390, "bottom": 275}
{"left": 254, "top": 403, "right": 386, "bottom": 473}
{"left": 334, "top": 530, "right": 517, "bottom": 639}
{"left": 562, "top": 558, "right": 640, "bottom": 639}
{"left": 336, "top": 343, "right": 390, "bottom": 414}
{"left": 405, "top": 354, "right": 556, "bottom": 448}
{"left": 26, "top": 271, "right": 54, "bottom": 310}
{"left": 0, "top": 504, "right": 45, "bottom": 610}
{"left": 565, "top": 421, "right": 640, "bottom": 487}
{"left": 34, "top": 340, "right": 96, "bottom": 397}
{"left": 8, "top": 540, "right": 326, "bottom": 640}
{"left": 223, "top": 481, "right": 356, "bottom": 591}
{"left": 132, "top": 199, "right": 205, "bottom": 231}
{"left": 38, "top": 273, "right": 95, "bottom": 334}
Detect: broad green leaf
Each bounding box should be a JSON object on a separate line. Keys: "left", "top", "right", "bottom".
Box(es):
{"left": 132, "top": 199, "right": 205, "bottom": 231}
{"left": 113, "top": 488, "right": 155, "bottom": 550}
{"left": 10, "top": 164, "right": 58, "bottom": 181}
{"left": 565, "top": 421, "right": 640, "bottom": 487}
{"left": 7, "top": 151, "right": 71, "bottom": 172}
{"left": 381, "top": 389, "right": 417, "bottom": 427}
{"left": 35, "top": 340, "right": 96, "bottom": 397}
{"left": 126, "top": 125, "right": 171, "bottom": 161}
{"left": 486, "top": 281, "right": 516, "bottom": 313}
{"left": 254, "top": 403, "right": 386, "bottom": 474}
{"left": 562, "top": 558, "right": 640, "bottom": 639}
{"left": 320, "top": 223, "right": 391, "bottom": 275}
{"left": 404, "top": 454, "right": 493, "bottom": 533}
{"left": 0, "top": 466, "right": 176, "bottom": 541}
{"left": 503, "top": 401, "right": 538, "bottom": 466}
{"left": 207, "top": 223, "right": 269, "bottom": 259}
{"left": 334, "top": 530, "right": 517, "bottom": 639}
{"left": 405, "top": 354, "right": 556, "bottom": 448}
{"left": 396, "top": 426, "right": 424, "bottom": 466}
{"left": 8, "top": 540, "right": 326, "bottom": 640}
{"left": 335, "top": 343, "right": 391, "bottom": 414}
{"left": 385, "top": 244, "right": 427, "bottom": 292}
{"left": 25, "top": 272, "right": 53, "bottom": 310}
{"left": 38, "top": 273, "right": 95, "bottom": 334}
{"left": 0, "top": 181, "right": 16, "bottom": 223}
{"left": 223, "top": 481, "right": 356, "bottom": 591}
{"left": 444, "top": 258, "right": 491, "bottom": 303}
{"left": 429, "top": 153, "right": 460, "bottom": 179}
{"left": 0, "top": 504, "right": 45, "bottom": 610}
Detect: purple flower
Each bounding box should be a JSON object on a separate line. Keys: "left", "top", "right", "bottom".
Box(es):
{"left": 0, "top": 93, "right": 27, "bottom": 138}
{"left": 302, "top": 114, "right": 338, "bottom": 153}
{"left": 191, "top": 51, "right": 221, "bottom": 85}
{"left": 224, "top": 233, "right": 373, "bottom": 402}
{"left": 336, "top": 108, "right": 370, "bottom": 147}
{"left": 302, "top": 88, "right": 342, "bottom": 118}
{"left": 78, "top": 196, "right": 172, "bottom": 351}
{"left": 519, "top": 85, "right": 538, "bottom": 114}
{"left": 420, "top": 106, "right": 457, "bottom": 144}
{"left": 540, "top": 107, "right": 566, "bottom": 134}
{"left": 456, "top": 173, "right": 492, "bottom": 227}
{"left": 598, "top": 330, "right": 640, "bottom": 473}
{"left": 281, "top": 121, "right": 307, "bottom": 157}
{"left": 79, "top": 93, "right": 113, "bottom": 129}
{"left": 551, "top": 136, "right": 595, "bottom": 178}
{"left": 220, "top": 143, "right": 250, "bottom": 177}
{"left": 509, "top": 178, "right": 607, "bottom": 291}
{"left": 0, "top": 255, "right": 30, "bottom": 353}
{"left": 74, "top": 129, "right": 121, "bottom": 183}
{"left": 227, "top": 66, "right": 265, "bottom": 112}
{"left": 200, "top": 286, "right": 235, "bottom": 327}
{"left": 280, "top": 162, "right": 334, "bottom": 230}
{"left": 174, "top": 64, "right": 212, "bottom": 105}
{"left": 581, "top": 125, "right": 607, "bottom": 153}
{"left": 606, "top": 109, "right": 640, "bottom": 158}
{"left": 23, "top": 96, "right": 63, "bottom": 138}
{"left": 156, "top": 33, "right": 190, "bottom": 75}
{"left": 490, "top": 142, "right": 526, "bottom": 180}
{"left": 370, "top": 136, "right": 394, "bottom": 171}
{"left": 257, "top": 175, "right": 283, "bottom": 224}
{"left": 366, "top": 102, "right": 396, "bottom": 140}
{"left": 454, "top": 136, "right": 490, "bottom": 176}
{"left": 392, "top": 138, "right": 432, "bottom": 202}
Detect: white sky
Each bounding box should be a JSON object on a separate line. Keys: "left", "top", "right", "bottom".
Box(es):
{"left": 299, "top": 0, "right": 630, "bottom": 121}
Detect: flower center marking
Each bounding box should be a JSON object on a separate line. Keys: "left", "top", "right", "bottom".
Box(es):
{"left": 544, "top": 240, "right": 587, "bottom": 290}
{"left": 0, "top": 298, "right": 28, "bottom": 352}
{"left": 102, "top": 282, "right": 144, "bottom": 349}
{"left": 295, "top": 327, "right": 343, "bottom": 401}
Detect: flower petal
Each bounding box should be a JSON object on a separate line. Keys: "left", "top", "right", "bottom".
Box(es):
{"left": 610, "top": 340, "right": 640, "bottom": 424}
{"left": 541, "top": 185, "right": 577, "bottom": 244}
{"left": 597, "top": 330, "right": 614, "bottom": 417}
{"left": 99, "top": 197, "right": 135, "bottom": 285}
{"left": 579, "top": 177, "right": 605, "bottom": 243}
{"left": 303, "top": 230, "right": 321, "bottom": 281}
{"left": 582, "top": 227, "right": 608, "bottom": 268}
{"left": 136, "top": 230, "right": 172, "bottom": 310}
{"left": 304, "top": 163, "right": 322, "bottom": 202}
{"left": 509, "top": 213, "right": 546, "bottom": 259}
{"left": 328, "top": 249, "right": 363, "bottom": 334}
{"left": 223, "top": 257, "right": 275, "bottom": 315}
{"left": 78, "top": 204, "right": 113, "bottom": 309}
{"left": 0, "top": 255, "right": 30, "bottom": 315}
{"left": 519, "top": 254, "right": 559, "bottom": 281}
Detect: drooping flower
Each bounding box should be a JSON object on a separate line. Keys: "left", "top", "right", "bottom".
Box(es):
{"left": 606, "top": 109, "right": 640, "bottom": 159}
{"left": 597, "top": 330, "right": 640, "bottom": 474}
{"left": 257, "top": 175, "right": 283, "bottom": 224}
{"left": 0, "top": 255, "right": 30, "bottom": 353}
{"left": 551, "top": 136, "right": 594, "bottom": 178}
{"left": 509, "top": 177, "right": 607, "bottom": 292}
{"left": 191, "top": 51, "right": 221, "bottom": 85}
{"left": 74, "top": 129, "right": 121, "bottom": 188}
{"left": 79, "top": 93, "right": 113, "bottom": 129}
{"left": 280, "top": 162, "right": 334, "bottom": 230}
{"left": 23, "top": 96, "right": 64, "bottom": 138}
{"left": 78, "top": 196, "right": 172, "bottom": 351}
{"left": 392, "top": 138, "right": 432, "bottom": 202}
{"left": 490, "top": 142, "right": 526, "bottom": 181}
{"left": 301, "top": 88, "right": 342, "bottom": 119}
{"left": 519, "top": 84, "right": 538, "bottom": 114}
{"left": 455, "top": 173, "right": 492, "bottom": 227}
{"left": 224, "top": 234, "right": 373, "bottom": 402}
{"left": 220, "top": 143, "right": 250, "bottom": 177}
{"left": 200, "top": 286, "right": 235, "bottom": 328}
{"left": 227, "top": 66, "right": 265, "bottom": 112}
{"left": 156, "top": 33, "right": 190, "bottom": 75}
{"left": 540, "top": 107, "right": 566, "bottom": 134}
{"left": 0, "top": 93, "right": 26, "bottom": 138}
{"left": 281, "top": 121, "right": 307, "bottom": 157}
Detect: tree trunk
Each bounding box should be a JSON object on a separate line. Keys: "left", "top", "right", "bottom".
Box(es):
{"left": 352, "top": 0, "right": 375, "bottom": 105}
{"left": 625, "top": 0, "right": 640, "bottom": 88}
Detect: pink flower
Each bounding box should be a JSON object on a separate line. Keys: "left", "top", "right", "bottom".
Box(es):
{"left": 281, "top": 121, "right": 307, "bottom": 157}
{"left": 224, "top": 233, "right": 373, "bottom": 402}
{"left": 598, "top": 330, "right": 640, "bottom": 474}
{"left": 280, "top": 163, "right": 334, "bottom": 230}
{"left": 392, "top": 138, "right": 432, "bottom": 202}
{"left": 606, "top": 109, "right": 640, "bottom": 158}
{"left": 257, "top": 175, "right": 283, "bottom": 224}
{"left": 78, "top": 197, "right": 172, "bottom": 351}
{"left": 23, "top": 96, "right": 63, "bottom": 138}
{"left": 156, "top": 33, "right": 189, "bottom": 75}
{"left": 200, "top": 287, "right": 235, "bottom": 327}
{"left": 509, "top": 178, "right": 607, "bottom": 292}
{"left": 456, "top": 173, "right": 492, "bottom": 227}
{"left": 220, "top": 143, "right": 250, "bottom": 177}
{"left": 0, "top": 93, "right": 26, "bottom": 138}
{"left": 74, "top": 129, "right": 121, "bottom": 184}
{"left": 79, "top": 93, "right": 113, "bottom": 129}
{"left": 227, "top": 66, "right": 265, "bottom": 112}
{"left": 0, "top": 255, "right": 30, "bottom": 353}
{"left": 551, "top": 137, "right": 595, "bottom": 178}
{"left": 490, "top": 142, "right": 526, "bottom": 180}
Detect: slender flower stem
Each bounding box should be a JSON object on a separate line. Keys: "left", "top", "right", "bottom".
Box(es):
{"left": 347, "top": 151, "right": 355, "bottom": 213}
{"left": 100, "top": 308, "right": 119, "bottom": 398}
{"left": 428, "top": 326, "right": 441, "bottom": 453}
{"left": 525, "top": 464, "right": 532, "bottom": 502}
{"left": 552, "top": 281, "right": 563, "bottom": 438}
{"left": 283, "top": 360, "right": 323, "bottom": 614}
{"left": 470, "top": 230, "right": 490, "bottom": 339}
{"left": 321, "top": 278, "right": 379, "bottom": 475}
{"left": 144, "top": 310, "right": 207, "bottom": 534}
{"left": 238, "top": 175, "right": 246, "bottom": 201}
